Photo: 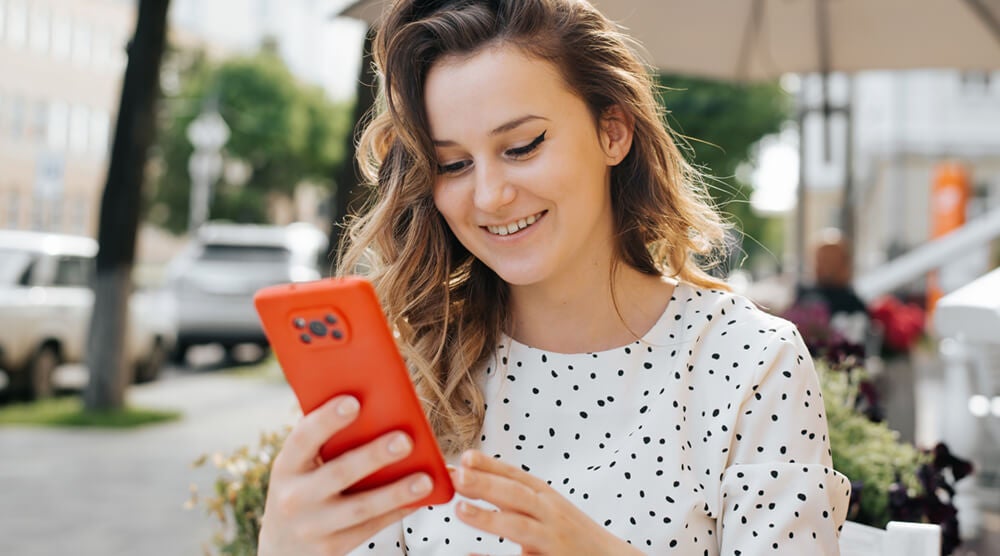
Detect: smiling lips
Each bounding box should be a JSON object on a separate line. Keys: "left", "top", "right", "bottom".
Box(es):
{"left": 485, "top": 211, "right": 546, "bottom": 236}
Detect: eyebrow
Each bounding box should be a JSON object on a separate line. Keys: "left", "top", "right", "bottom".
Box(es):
{"left": 432, "top": 114, "right": 549, "bottom": 147}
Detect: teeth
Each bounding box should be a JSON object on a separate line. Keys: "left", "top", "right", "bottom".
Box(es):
{"left": 486, "top": 212, "right": 543, "bottom": 236}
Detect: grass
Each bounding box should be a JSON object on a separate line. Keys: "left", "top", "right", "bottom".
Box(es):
{"left": 0, "top": 396, "right": 181, "bottom": 428}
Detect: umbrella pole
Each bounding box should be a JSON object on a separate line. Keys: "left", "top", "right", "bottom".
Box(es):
{"left": 795, "top": 88, "right": 808, "bottom": 287}
{"left": 839, "top": 76, "right": 856, "bottom": 254}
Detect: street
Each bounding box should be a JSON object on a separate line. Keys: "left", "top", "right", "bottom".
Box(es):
{"left": 0, "top": 361, "right": 300, "bottom": 556}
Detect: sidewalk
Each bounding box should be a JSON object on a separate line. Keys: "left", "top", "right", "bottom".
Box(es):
{"left": 0, "top": 370, "right": 300, "bottom": 556}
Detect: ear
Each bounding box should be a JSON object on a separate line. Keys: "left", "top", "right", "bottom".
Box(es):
{"left": 599, "top": 105, "right": 634, "bottom": 166}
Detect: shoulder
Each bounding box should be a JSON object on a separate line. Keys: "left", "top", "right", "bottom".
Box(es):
{"left": 673, "top": 281, "right": 799, "bottom": 341}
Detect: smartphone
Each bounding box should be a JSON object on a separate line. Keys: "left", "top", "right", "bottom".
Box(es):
{"left": 254, "top": 276, "right": 454, "bottom": 507}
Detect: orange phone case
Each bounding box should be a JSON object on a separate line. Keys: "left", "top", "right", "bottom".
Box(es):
{"left": 254, "top": 276, "right": 454, "bottom": 507}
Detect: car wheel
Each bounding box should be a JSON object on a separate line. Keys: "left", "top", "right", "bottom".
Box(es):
{"left": 28, "top": 345, "right": 60, "bottom": 400}
{"left": 169, "top": 340, "right": 189, "bottom": 366}
{"left": 134, "top": 341, "right": 167, "bottom": 384}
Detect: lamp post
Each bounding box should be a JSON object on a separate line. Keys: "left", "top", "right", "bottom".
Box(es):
{"left": 186, "top": 105, "right": 229, "bottom": 234}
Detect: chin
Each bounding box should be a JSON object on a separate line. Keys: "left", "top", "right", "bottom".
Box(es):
{"left": 483, "top": 262, "right": 551, "bottom": 288}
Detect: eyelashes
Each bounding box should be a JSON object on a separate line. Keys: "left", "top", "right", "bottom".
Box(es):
{"left": 436, "top": 130, "right": 547, "bottom": 175}
{"left": 505, "top": 130, "right": 546, "bottom": 158}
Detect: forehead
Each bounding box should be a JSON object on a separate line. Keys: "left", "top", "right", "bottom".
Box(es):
{"left": 423, "top": 44, "right": 584, "bottom": 138}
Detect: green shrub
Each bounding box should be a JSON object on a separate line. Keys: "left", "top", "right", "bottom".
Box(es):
{"left": 818, "top": 363, "right": 926, "bottom": 527}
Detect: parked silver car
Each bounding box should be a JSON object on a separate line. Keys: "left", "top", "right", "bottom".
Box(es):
{"left": 165, "top": 222, "right": 327, "bottom": 364}
{"left": 0, "top": 231, "right": 177, "bottom": 400}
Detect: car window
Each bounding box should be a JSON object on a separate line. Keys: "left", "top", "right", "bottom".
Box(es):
{"left": 53, "top": 256, "right": 94, "bottom": 288}
{"left": 0, "top": 248, "right": 36, "bottom": 286}
{"left": 197, "top": 244, "right": 291, "bottom": 264}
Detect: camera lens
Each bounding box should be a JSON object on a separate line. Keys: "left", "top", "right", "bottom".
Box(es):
{"left": 332, "top": 329, "right": 344, "bottom": 340}
{"left": 299, "top": 333, "right": 312, "bottom": 344}
{"left": 293, "top": 318, "right": 306, "bottom": 329}
{"left": 325, "top": 314, "right": 338, "bottom": 325}
{"left": 309, "top": 320, "right": 327, "bottom": 337}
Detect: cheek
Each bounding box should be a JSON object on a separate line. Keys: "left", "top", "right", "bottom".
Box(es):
{"left": 432, "top": 184, "right": 465, "bottom": 233}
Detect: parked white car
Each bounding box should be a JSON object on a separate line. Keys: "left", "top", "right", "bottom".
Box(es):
{"left": 0, "top": 231, "right": 177, "bottom": 400}
{"left": 165, "top": 222, "right": 327, "bottom": 363}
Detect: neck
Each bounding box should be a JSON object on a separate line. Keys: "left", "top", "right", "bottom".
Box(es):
{"left": 507, "top": 260, "right": 675, "bottom": 353}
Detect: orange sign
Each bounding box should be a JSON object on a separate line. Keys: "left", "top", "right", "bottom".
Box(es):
{"left": 927, "top": 162, "right": 971, "bottom": 312}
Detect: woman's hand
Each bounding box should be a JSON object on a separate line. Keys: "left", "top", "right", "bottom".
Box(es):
{"left": 452, "top": 450, "right": 643, "bottom": 556}
{"left": 257, "top": 395, "right": 433, "bottom": 556}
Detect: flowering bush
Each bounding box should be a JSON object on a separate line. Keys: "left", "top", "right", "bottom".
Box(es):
{"left": 188, "top": 427, "right": 289, "bottom": 556}
{"left": 868, "top": 295, "right": 926, "bottom": 357}
{"left": 819, "top": 361, "right": 971, "bottom": 555}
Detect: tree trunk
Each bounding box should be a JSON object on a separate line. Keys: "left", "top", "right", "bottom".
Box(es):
{"left": 83, "top": 0, "right": 171, "bottom": 411}
{"left": 326, "top": 29, "right": 377, "bottom": 273}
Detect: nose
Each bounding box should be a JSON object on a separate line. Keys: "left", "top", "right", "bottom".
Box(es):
{"left": 473, "top": 160, "right": 516, "bottom": 213}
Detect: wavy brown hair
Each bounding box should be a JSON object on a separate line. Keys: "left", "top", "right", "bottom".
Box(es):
{"left": 339, "top": 0, "right": 730, "bottom": 454}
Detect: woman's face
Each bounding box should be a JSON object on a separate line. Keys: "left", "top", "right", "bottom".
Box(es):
{"left": 425, "top": 44, "right": 632, "bottom": 289}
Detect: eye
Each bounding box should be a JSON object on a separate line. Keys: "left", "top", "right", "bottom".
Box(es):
{"left": 505, "top": 131, "right": 547, "bottom": 159}
{"left": 437, "top": 160, "right": 471, "bottom": 175}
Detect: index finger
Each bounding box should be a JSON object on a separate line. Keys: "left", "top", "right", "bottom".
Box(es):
{"left": 273, "top": 395, "right": 360, "bottom": 474}
{"left": 459, "top": 450, "right": 550, "bottom": 493}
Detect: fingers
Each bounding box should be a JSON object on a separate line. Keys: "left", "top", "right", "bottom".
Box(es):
{"left": 459, "top": 450, "right": 550, "bottom": 493}
{"left": 452, "top": 464, "right": 539, "bottom": 517}
{"left": 456, "top": 500, "right": 547, "bottom": 549}
{"left": 309, "top": 430, "right": 414, "bottom": 500}
{"left": 325, "top": 505, "right": 416, "bottom": 553}
{"left": 274, "top": 395, "right": 361, "bottom": 474}
{"left": 299, "top": 472, "right": 433, "bottom": 535}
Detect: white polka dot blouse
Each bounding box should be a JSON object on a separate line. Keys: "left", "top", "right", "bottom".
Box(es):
{"left": 350, "top": 282, "right": 852, "bottom": 555}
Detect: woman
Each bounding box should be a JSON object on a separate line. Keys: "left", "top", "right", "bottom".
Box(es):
{"left": 259, "top": 1, "right": 851, "bottom": 554}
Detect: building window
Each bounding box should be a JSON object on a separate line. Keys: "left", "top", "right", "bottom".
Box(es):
{"left": 47, "top": 100, "right": 68, "bottom": 151}
{"left": 71, "top": 20, "right": 91, "bottom": 67}
{"left": 31, "top": 99, "right": 47, "bottom": 145}
{"left": 10, "top": 94, "right": 25, "bottom": 140}
{"left": 69, "top": 195, "right": 88, "bottom": 234}
{"left": 69, "top": 104, "right": 89, "bottom": 153}
{"left": 0, "top": 0, "right": 7, "bottom": 44}
{"left": 51, "top": 13, "right": 70, "bottom": 60}
{"left": 5, "top": 1, "right": 26, "bottom": 49}
{"left": 90, "top": 109, "right": 110, "bottom": 157}
{"left": 6, "top": 190, "right": 21, "bottom": 229}
{"left": 29, "top": 5, "right": 49, "bottom": 53}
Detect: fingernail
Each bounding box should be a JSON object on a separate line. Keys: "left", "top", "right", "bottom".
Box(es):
{"left": 459, "top": 501, "right": 477, "bottom": 516}
{"left": 410, "top": 474, "right": 432, "bottom": 495}
{"left": 461, "top": 450, "right": 476, "bottom": 466}
{"left": 388, "top": 433, "right": 411, "bottom": 455}
{"left": 456, "top": 468, "right": 469, "bottom": 487}
{"left": 337, "top": 396, "right": 359, "bottom": 416}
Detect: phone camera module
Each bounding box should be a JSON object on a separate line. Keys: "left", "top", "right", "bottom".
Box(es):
{"left": 309, "top": 320, "right": 328, "bottom": 337}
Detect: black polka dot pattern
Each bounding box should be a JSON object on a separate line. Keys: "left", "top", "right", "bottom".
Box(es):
{"left": 350, "top": 282, "right": 851, "bottom": 555}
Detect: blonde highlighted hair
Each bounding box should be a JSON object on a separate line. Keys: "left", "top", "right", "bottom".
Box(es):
{"left": 339, "top": 0, "right": 730, "bottom": 454}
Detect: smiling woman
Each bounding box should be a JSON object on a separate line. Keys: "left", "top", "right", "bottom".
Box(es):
{"left": 256, "top": 1, "right": 851, "bottom": 555}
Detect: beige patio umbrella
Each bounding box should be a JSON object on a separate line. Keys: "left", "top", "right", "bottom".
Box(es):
{"left": 341, "top": 0, "right": 1000, "bottom": 80}
{"left": 336, "top": 0, "right": 1000, "bottom": 278}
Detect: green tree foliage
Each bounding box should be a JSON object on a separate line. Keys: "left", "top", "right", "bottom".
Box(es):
{"left": 656, "top": 74, "right": 791, "bottom": 269}
{"left": 149, "top": 46, "right": 351, "bottom": 232}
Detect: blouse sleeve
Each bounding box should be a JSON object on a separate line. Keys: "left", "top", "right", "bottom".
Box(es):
{"left": 345, "top": 520, "right": 406, "bottom": 556}
{"left": 718, "top": 323, "right": 852, "bottom": 555}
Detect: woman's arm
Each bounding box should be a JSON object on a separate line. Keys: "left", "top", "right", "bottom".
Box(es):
{"left": 717, "top": 324, "right": 852, "bottom": 554}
